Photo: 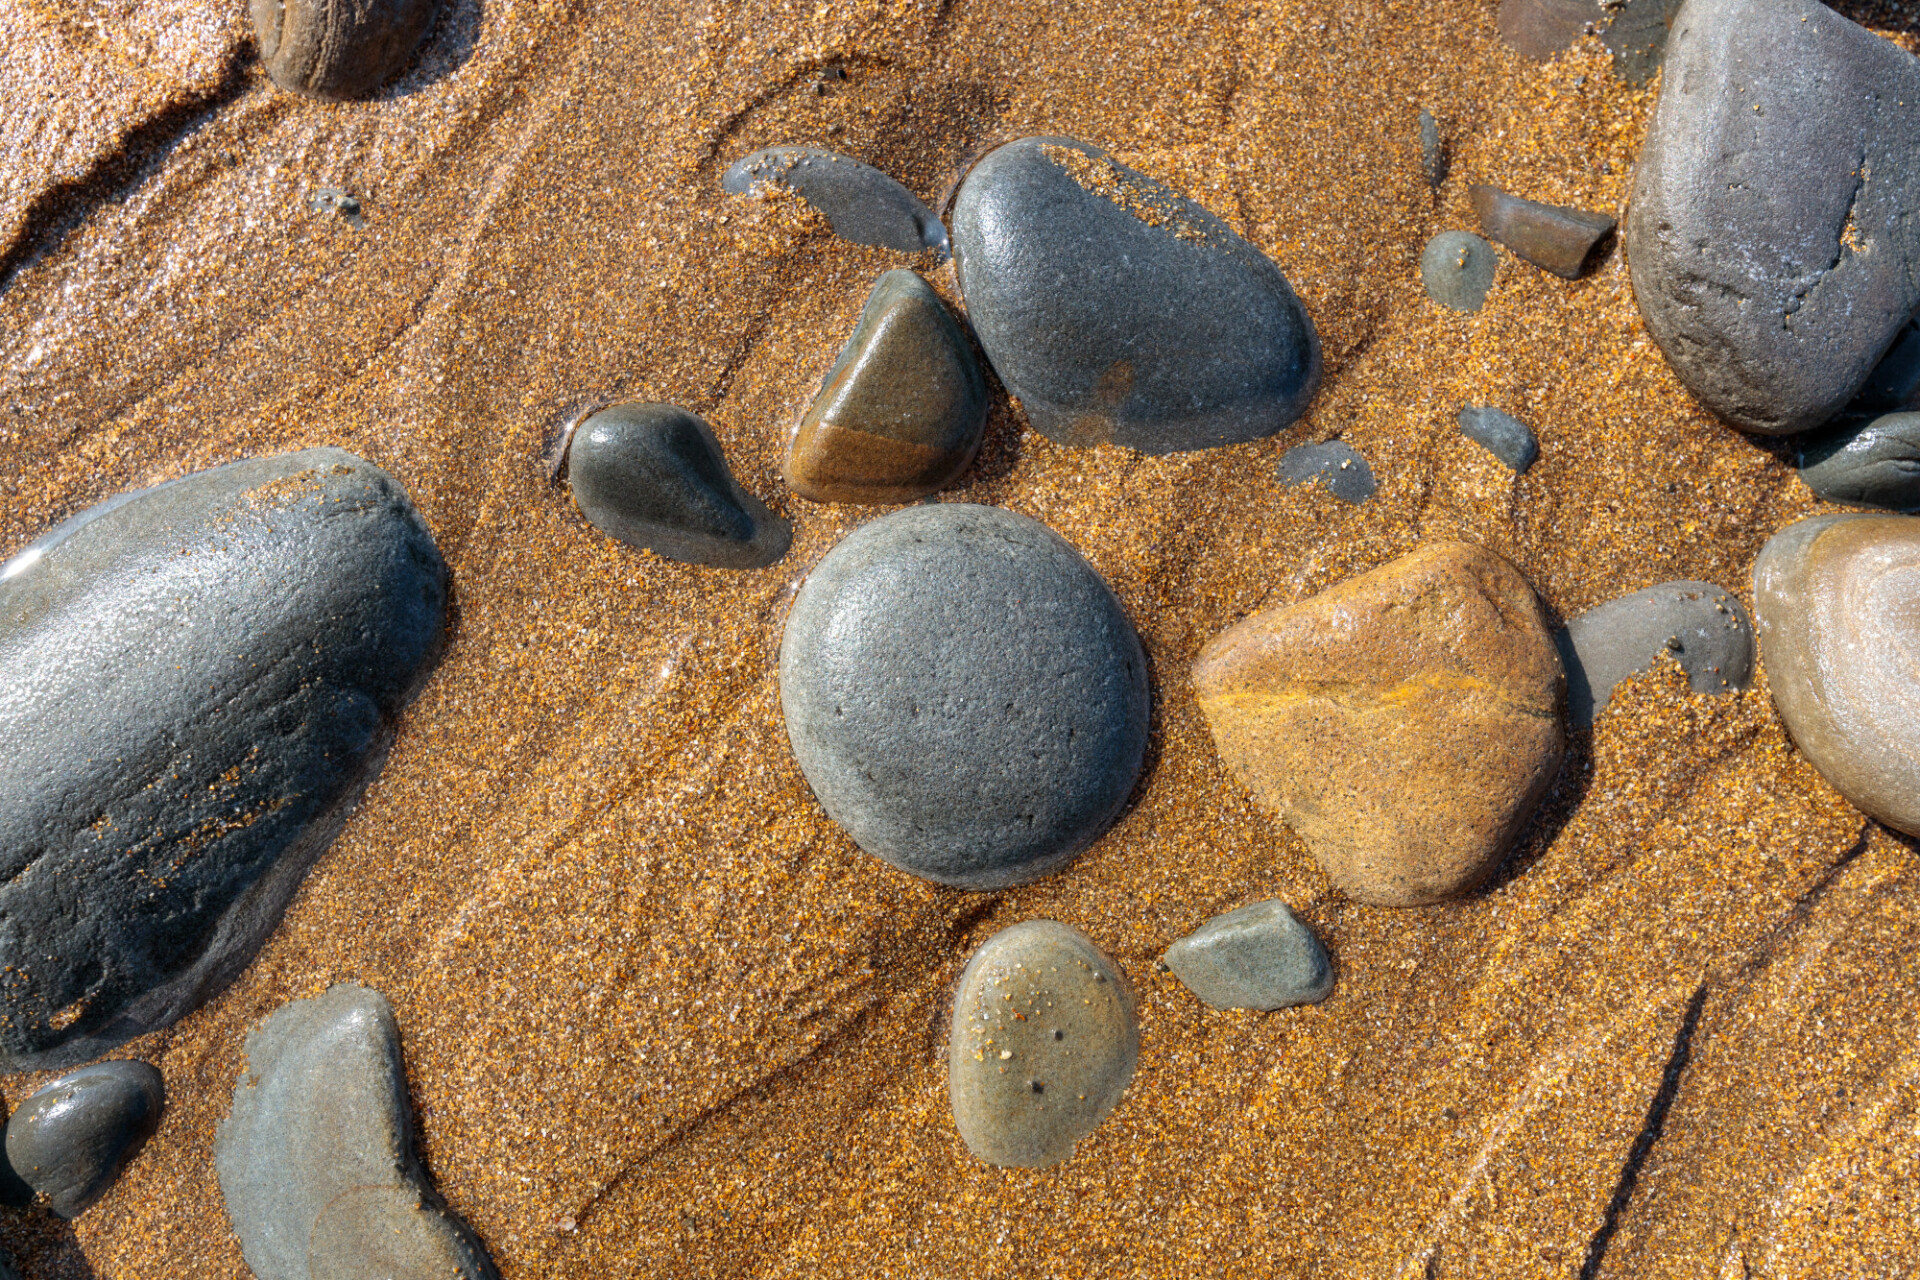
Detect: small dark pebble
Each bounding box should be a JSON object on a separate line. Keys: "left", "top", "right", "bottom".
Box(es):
{"left": 3, "top": 1061, "right": 165, "bottom": 1218}
{"left": 1797, "top": 412, "right": 1920, "bottom": 511}
{"left": 1419, "top": 109, "right": 1447, "bottom": 190}
{"left": 1554, "top": 581, "right": 1755, "bottom": 727}
{"left": 722, "top": 146, "right": 947, "bottom": 254}
{"left": 1458, "top": 405, "right": 1539, "bottom": 473}
{"left": 1278, "top": 441, "right": 1376, "bottom": 504}
{"left": 1420, "top": 231, "right": 1497, "bottom": 312}
{"left": 1470, "top": 185, "right": 1615, "bottom": 280}
{"left": 308, "top": 188, "right": 365, "bottom": 228}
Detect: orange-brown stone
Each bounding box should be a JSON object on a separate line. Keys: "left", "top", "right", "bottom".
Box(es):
{"left": 1193, "top": 541, "right": 1565, "bottom": 906}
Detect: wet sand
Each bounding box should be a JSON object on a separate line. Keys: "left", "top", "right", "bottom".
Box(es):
{"left": 2, "top": 0, "right": 1918, "bottom": 1275}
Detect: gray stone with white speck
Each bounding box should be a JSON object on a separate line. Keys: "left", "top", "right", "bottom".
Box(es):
{"left": 1458, "top": 406, "right": 1539, "bottom": 473}
{"left": 1797, "top": 412, "right": 1920, "bottom": 512}
{"left": 1554, "top": 581, "right": 1754, "bottom": 727}
{"left": 1163, "top": 901, "right": 1333, "bottom": 1011}
{"left": 1421, "top": 231, "right": 1496, "bottom": 312}
{"left": 3, "top": 1060, "right": 164, "bottom": 1218}
{"left": 1279, "top": 441, "right": 1375, "bottom": 504}
{"left": 722, "top": 147, "right": 947, "bottom": 254}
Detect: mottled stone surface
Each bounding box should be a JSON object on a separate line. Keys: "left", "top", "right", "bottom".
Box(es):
{"left": 1754, "top": 515, "right": 1920, "bottom": 835}
{"left": 215, "top": 984, "right": 498, "bottom": 1280}
{"left": 1421, "top": 231, "right": 1497, "bottom": 313}
{"left": 951, "top": 136, "right": 1320, "bottom": 454}
{"left": 1555, "top": 581, "right": 1754, "bottom": 728}
{"left": 1470, "top": 185, "right": 1615, "bottom": 280}
{"left": 1194, "top": 542, "right": 1565, "bottom": 906}
{"left": 1627, "top": 0, "right": 1920, "bottom": 435}
{"left": 0, "top": 449, "right": 447, "bottom": 1072}
{"left": 785, "top": 270, "right": 986, "bottom": 505}
{"left": 722, "top": 147, "right": 947, "bottom": 253}
{"left": 1798, "top": 413, "right": 1920, "bottom": 512}
{"left": 3, "top": 1061, "right": 164, "bottom": 1218}
{"left": 1458, "top": 405, "right": 1539, "bottom": 473}
{"left": 948, "top": 921, "right": 1138, "bottom": 1168}
{"left": 779, "top": 504, "right": 1148, "bottom": 889}
{"left": 1278, "top": 441, "right": 1376, "bottom": 504}
{"left": 1418, "top": 109, "right": 1447, "bottom": 190}
{"left": 1163, "top": 901, "right": 1333, "bottom": 1011}
{"left": 253, "top": 0, "right": 439, "bottom": 100}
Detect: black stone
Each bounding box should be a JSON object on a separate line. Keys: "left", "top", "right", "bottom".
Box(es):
{"left": 951, "top": 137, "right": 1320, "bottom": 454}
{"left": 0, "top": 449, "right": 447, "bottom": 1072}
{"left": 1458, "top": 406, "right": 1540, "bottom": 473}
{"left": 3, "top": 1061, "right": 165, "bottom": 1218}
{"left": 566, "top": 403, "right": 791, "bottom": 569}
{"left": 1554, "top": 581, "right": 1755, "bottom": 727}
{"left": 1627, "top": 0, "right": 1920, "bottom": 435}
{"left": 778, "top": 504, "right": 1149, "bottom": 889}
{"left": 722, "top": 147, "right": 947, "bottom": 254}
{"left": 1278, "top": 441, "right": 1375, "bottom": 504}
{"left": 1798, "top": 413, "right": 1920, "bottom": 512}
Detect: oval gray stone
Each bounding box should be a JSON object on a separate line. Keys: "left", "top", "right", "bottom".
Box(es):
{"left": 778, "top": 504, "right": 1149, "bottom": 889}
{"left": 1458, "top": 405, "right": 1539, "bottom": 473}
{"left": 215, "top": 984, "right": 498, "bottom": 1280}
{"left": 1421, "top": 231, "right": 1497, "bottom": 312}
{"left": 253, "top": 0, "right": 439, "bottom": 100}
{"left": 3, "top": 1060, "right": 164, "bottom": 1218}
{"left": 952, "top": 136, "right": 1320, "bottom": 454}
{"left": 948, "top": 921, "right": 1138, "bottom": 1168}
{"left": 1797, "top": 412, "right": 1920, "bottom": 512}
{"left": 566, "top": 403, "right": 790, "bottom": 569}
{"left": 1278, "top": 440, "right": 1376, "bottom": 504}
{"left": 1163, "top": 901, "right": 1333, "bottom": 1012}
{"left": 722, "top": 147, "right": 947, "bottom": 254}
{"left": 1553, "top": 581, "right": 1754, "bottom": 728}
{"left": 0, "top": 449, "right": 447, "bottom": 1072}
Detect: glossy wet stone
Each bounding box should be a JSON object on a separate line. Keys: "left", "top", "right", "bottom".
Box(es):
{"left": 779, "top": 503, "right": 1148, "bottom": 889}
{"left": 1421, "top": 231, "right": 1497, "bottom": 312}
{"left": 1458, "top": 405, "right": 1539, "bottom": 473}
{"left": 1627, "top": 0, "right": 1920, "bottom": 435}
{"left": 722, "top": 147, "right": 946, "bottom": 253}
{"left": 1555, "top": 581, "right": 1754, "bottom": 728}
{"left": 1471, "top": 185, "right": 1615, "bottom": 280}
{"left": 785, "top": 270, "right": 986, "bottom": 505}
{"left": 951, "top": 136, "right": 1320, "bottom": 454}
{"left": 215, "top": 984, "right": 499, "bottom": 1280}
{"left": 567, "top": 403, "right": 789, "bottom": 569}
{"left": 1163, "top": 901, "right": 1333, "bottom": 1011}
{"left": 0, "top": 449, "right": 447, "bottom": 1073}
{"left": 1194, "top": 542, "right": 1565, "bottom": 907}
{"left": 1278, "top": 440, "right": 1375, "bottom": 504}
{"left": 3, "top": 1061, "right": 164, "bottom": 1218}
{"left": 252, "top": 0, "right": 439, "bottom": 99}
{"left": 948, "top": 921, "right": 1138, "bottom": 1168}
{"left": 1754, "top": 515, "right": 1920, "bottom": 835}
{"left": 1798, "top": 414, "right": 1920, "bottom": 512}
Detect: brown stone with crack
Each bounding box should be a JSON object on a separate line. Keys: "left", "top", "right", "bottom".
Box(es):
{"left": 1193, "top": 541, "right": 1566, "bottom": 907}
{"left": 1470, "top": 184, "right": 1616, "bottom": 280}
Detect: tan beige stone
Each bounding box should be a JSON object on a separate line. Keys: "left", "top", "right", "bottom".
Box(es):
{"left": 1193, "top": 541, "right": 1566, "bottom": 906}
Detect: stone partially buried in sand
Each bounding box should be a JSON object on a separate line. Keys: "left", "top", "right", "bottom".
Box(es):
{"left": 1555, "top": 580, "right": 1754, "bottom": 728}
{"left": 1420, "top": 231, "right": 1497, "bottom": 312}
{"left": 948, "top": 921, "right": 1138, "bottom": 1168}
{"left": 0, "top": 449, "right": 447, "bottom": 1073}
{"left": 1278, "top": 440, "right": 1376, "bottom": 504}
{"left": 779, "top": 504, "right": 1148, "bottom": 889}
{"left": 1193, "top": 542, "right": 1565, "bottom": 907}
{"left": 1163, "top": 901, "right": 1333, "bottom": 1011}
{"left": 722, "top": 147, "right": 948, "bottom": 254}
{"left": 215, "top": 984, "right": 498, "bottom": 1280}
{"left": 253, "top": 0, "right": 440, "bottom": 100}
{"left": 1753, "top": 515, "right": 1920, "bottom": 836}
{"left": 785, "top": 269, "right": 987, "bottom": 505}
{"left": 3, "top": 1060, "right": 165, "bottom": 1218}
{"left": 952, "top": 136, "right": 1319, "bottom": 454}
{"left": 1470, "top": 185, "right": 1615, "bottom": 280}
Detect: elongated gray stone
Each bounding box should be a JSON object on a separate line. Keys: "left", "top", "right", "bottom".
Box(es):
{"left": 1163, "top": 901, "right": 1333, "bottom": 1011}
{"left": 1554, "top": 581, "right": 1753, "bottom": 727}
{"left": 722, "top": 147, "right": 947, "bottom": 254}
{"left": 215, "top": 984, "right": 498, "bottom": 1280}
{"left": 1458, "top": 406, "right": 1539, "bottom": 473}
{"left": 1627, "top": 0, "right": 1920, "bottom": 435}
{"left": 3, "top": 1060, "right": 164, "bottom": 1218}
{"left": 1798, "top": 413, "right": 1920, "bottom": 512}
{"left": 0, "top": 449, "right": 447, "bottom": 1072}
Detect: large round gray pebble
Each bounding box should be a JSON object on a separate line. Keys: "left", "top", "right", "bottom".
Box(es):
{"left": 1421, "top": 231, "right": 1496, "bottom": 312}
{"left": 3, "top": 1060, "right": 164, "bottom": 1218}
{"left": 952, "top": 136, "right": 1319, "bottom": 454}
{"left": 1554, "top": 581, "right": 1755, "bottom": 728}
{"left": 722, "top": 147, "right": 947, "bottom": 254}
{"left": 1798, "top": 412, "right": 1920, "bottom": 511}
{"left": 1163, "top": 900, "right": 1333, "bottom": 1011}
{"left": 779, "top": 504, "right": 1148, "bottom": 889}
{"left": 948, "top": 921, "right": 1138, "bottom": 1168}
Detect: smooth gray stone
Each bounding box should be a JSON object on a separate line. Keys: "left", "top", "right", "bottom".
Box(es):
{"left": 1458, "top": 405, "right": 1539, "bottom": 473}
{"left": 1419, "top": 110, "right": 1446, "bottom": 190}
{"left": 1421, "top": 231, "right": 1496, "bottom": 312}
{"left": 1163, "top": 901, "right": 1333, "bottom": 1012}
{"left": 952, "top": 136, "right": 1320, "bottom": 454}
{"left": 722, "top": 147, "right": 947, "bottom": 254}
{"left": 1798, "top": 413, "right": 1920, "bottom": 512}
{"left": 948, "top": 921, "right": 1138, "bottom": 1168}
{"left": 1278, "top": 441, "right": 1375, "bottom": 504}
{"left": 3, "top": 1060, "right": 164, "bottom": 1218}
{"left": 1554, "top": 581, "right": 1754, "bottom": 727}
{"left": 1626, "top": 0, "right": 1920, "bottom": 435}
{"left": 779, "top": 504, "right": 1148, "bottom": 889}
{"left": 566, "top": 403, "right": 790, "bottom": 569}
{"left": 0, "top": 449, "right": 447, "bottom": 1072}
{"left": 214, "top": 984, "right": 498, "bottom": 1280}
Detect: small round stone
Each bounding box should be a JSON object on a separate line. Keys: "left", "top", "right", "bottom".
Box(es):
{"left": 1420, "top": 231, "right": 1497, "bottom": 312}
{"left": 2, "top": 1060, "right": 165, "bottom": 1218}
{"left": 1458, "top": 405, "right": 1540, "bottom": 473}
{"left": 948, "top": 921, "right": 1139, "bottom": 1168}
{"left": 1163, "top": 900, "right": 1334, "bottom": 1011}
{"left": 778, "top": 504, "right": 1148, "bottom": 889}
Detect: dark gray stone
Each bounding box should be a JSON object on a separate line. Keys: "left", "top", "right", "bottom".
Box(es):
{"left": 951, "top": 136, "right": 1320, "bottom": 454}
{"left": 1419, "top": 110, "right": 1447, "bottom": 190}
{"left": 1627, "top": 0, "right": 1920, "bottom": 436}
{"left": 1496, "top": 0, "right": 1681, "bottom": 85}
{"left": 1163, "top": 901, "right": 1333, "bottom": 1012}
{"left": 3, "top": 1060, "right": 164, "bottom": 1218}
{"left": 1601, "top": 0, "right": 1684, "bottom": 86}
{"left": 1471, "top": 185, "right": 1616, "bottom": 280}
{"left": 722, "top": 147, "right": 947, "bottom": 254}
{"left": 1421, "top": 231, "right": 1497, "bottom": 313}
{"left": 1278, "top": 441, "right": 1375, "bottom": 504}
{"left": 1458, "top": 406, "right": 1540, "bottom": 473}
{"left": 215, "top": 984, "right": 498, "bottom": 1280}
{"left": 778, "top": 503, "right": 1148, "bottom": 889}
{"left": 1554, "top": 581, "right": 1754, "bottom": 727}
{"left": 1799, "top": 413, "right": 1920, "bottom": 511}
{"left": 1854, "top": 320, "right": 1920, "bottom": 415}
{"left": 0, "top": 449, "right": 447, "bottom": 1072}
{"left": 566, "top": 403, "right": 790, "bottom": 569}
